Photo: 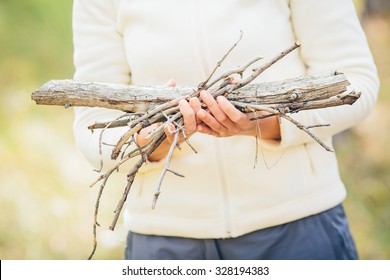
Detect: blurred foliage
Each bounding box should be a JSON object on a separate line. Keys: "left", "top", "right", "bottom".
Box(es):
{"left": 0, "top": 0, "right": 389, "bottom": 259}
{"left": 0, "top": 0, "right": 126, "bottom": 259}
{"left": 335, "top": 3, "right": 390, "bottom": 258}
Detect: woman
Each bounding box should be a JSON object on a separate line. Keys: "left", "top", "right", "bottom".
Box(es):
{"left": 72, "top": 0, "right": 379, "bottom": 259}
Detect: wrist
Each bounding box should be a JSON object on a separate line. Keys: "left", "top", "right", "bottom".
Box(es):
{"left": 250, "top": 115, "right": 281, "bottom": 140}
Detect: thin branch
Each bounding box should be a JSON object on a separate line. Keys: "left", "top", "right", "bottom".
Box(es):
{"left": 205, "top": 56, "right": 263, "bottom": 90}
{"left": 166, "top": 169, "right": 185, "bottom": 178}
{"left": 95, "top": 113, "right": 130, "bottom": 172}
{"left": 111, "top": 123, "right": 143, "bottom": 160}
{"left": 182, "top": 129, "right": 198, "bottom": 154}
{"left": 198, "top": 30, "right": 243, "bottom": 89}
{"left": 109, "top": 131, "right": 167, "bottom": 231}
{"left": 231, "top": 42, "right": 301, "bottom": 91}
{"left": 231, "top": 101, "right": 333, "bottom": 152}
{"left": 151, "top": 129, "right": 180, "bottom": 209}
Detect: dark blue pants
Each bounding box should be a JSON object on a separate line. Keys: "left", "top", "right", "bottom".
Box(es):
{"left": 125, "top": 204, "right": 358, "bottom": 260}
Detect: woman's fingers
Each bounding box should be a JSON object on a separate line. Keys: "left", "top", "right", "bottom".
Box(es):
{"left": 200, "top": 90, "right": 235, "bottom": 129}
{"left": 216, "top": 95, "right": 247, "bottom": 123}
{"left": 165, "top": 98, "right": 199, "bottom": 143}
{"left": 179, "top": 99, "right": 197, "bottom": 133}
{"left": 196, "top": 123, "right": 219, "bottom": 137}
{"left": 200, "top": 90, "right": 225, "bottom": 120}
{"left": 163, "top": 123, "right": 176, "bottom": 143}
{"left": 189, "top": 97, "right": 202, "bottom": 124}
{"left": 197, "top": 109, "right": 228, "bottom": 136}
{"left": 195, "top": 92, "right": 259, "bottom": 137}
{"left": 162, "top": 84, "right": 253, "bottom": 140}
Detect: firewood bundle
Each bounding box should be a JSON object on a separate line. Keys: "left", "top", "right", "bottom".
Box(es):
{"left": 32, "top": 37, "right": 360, "bottom": 259}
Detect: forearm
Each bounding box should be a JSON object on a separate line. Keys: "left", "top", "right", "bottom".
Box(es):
{"left": 246, "top": 115, "right": 281, "bottom": 140}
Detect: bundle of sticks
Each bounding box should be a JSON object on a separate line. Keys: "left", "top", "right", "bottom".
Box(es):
{"left": 32, "top": 37, "right": 360, "bottom": 259}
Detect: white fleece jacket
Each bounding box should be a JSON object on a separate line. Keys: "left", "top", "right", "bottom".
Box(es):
{"left": 72, "top": 0, "right": 379, "bottom": 238}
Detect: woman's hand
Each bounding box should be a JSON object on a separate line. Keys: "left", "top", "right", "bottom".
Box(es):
{"left": 138, "top": 81, "right": 281, "bottom": 162}
{"left": 164, "top": 97, "right": 202, "bottom": 143}
{"left": 196, "top": 90, "right": 281, "bottom": 140}
{"left": 137, "top": 79, "right": 203, "bottom": 161}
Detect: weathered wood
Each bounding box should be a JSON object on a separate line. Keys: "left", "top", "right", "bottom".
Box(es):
{"left": 32, "top": 72, "right": 351, "bottom": 113}
{"left": 234, "top": 88, "right": 361, "bottom": 115}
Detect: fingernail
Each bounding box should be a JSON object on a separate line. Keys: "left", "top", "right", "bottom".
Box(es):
{"left": 216, "top": 96, "right": 225, "bottom": 103}
{"left": 200, "top": 90, "right": 210, "bottom": 98}
{"left": 189, "top": 97, "right": 197, "bottom": 104}
{"left": 197, "top": 110, "right": 206, "bottom": 118}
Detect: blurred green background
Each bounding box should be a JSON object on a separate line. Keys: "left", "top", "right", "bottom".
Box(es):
{"left": 0, "top": 0, "right": 389, "bottom": 259}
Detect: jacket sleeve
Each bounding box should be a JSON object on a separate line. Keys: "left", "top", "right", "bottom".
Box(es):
{"left": 72, "top": 0, "right": 164, "bottom": 173}
{"left": 272, "top": 0, "right": 379, "bottom": 150}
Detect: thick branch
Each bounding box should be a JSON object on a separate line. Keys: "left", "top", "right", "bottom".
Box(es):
{"left": 32, "top": 72, "right": 350, "bottom": 112}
